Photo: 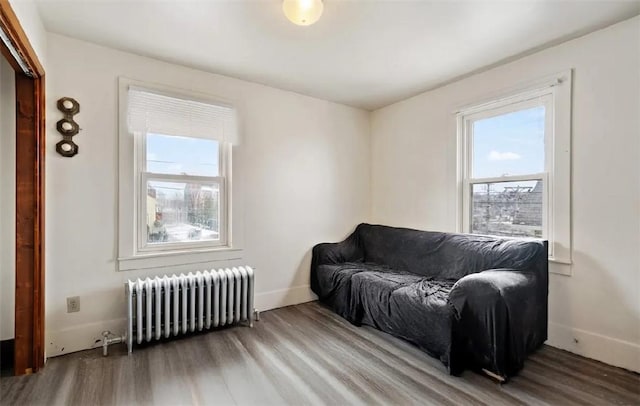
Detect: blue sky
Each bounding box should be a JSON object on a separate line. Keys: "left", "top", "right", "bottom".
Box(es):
{"left": 147, "top": 133, "right": 219, "bottom": 176}
{"left": 472, "top": 106, "right": 545, "bottom": 179}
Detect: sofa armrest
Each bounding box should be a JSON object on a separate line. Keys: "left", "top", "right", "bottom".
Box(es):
{"left": 312, "top": 241, "right": 363, "bottom": 267}
{"left": 448, "top": 269, "right": 546, "bottom": 380}
{"left": 310, "top": 234, "right": 364, "bottom": 294}
{"left": 449, "top": 269, "right": 536, "bottom": 317}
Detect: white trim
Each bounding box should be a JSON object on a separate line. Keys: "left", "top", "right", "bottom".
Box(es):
{"left": 454, "top": 70, "right": 571, "bottom": 115}
{"left": 468, "top": 173, "right": 546, "bottom": 184}
{"left": 117, "top": 247, "right": 243, "bottom": 271}
{"left": 547, "top": 322, "right": 640, "bottom": 373}
{"left": 221, "top": 142, "right": 234, "bottom": 248}
{"left": 254, "top": 285, "right": 317, "bottom": 312}
{"left": 548, "top": 261, "right": 571, "bottom": 277}
{"left": 455, "top": 114, "right": 465, "bottom": 233}
{"left": 140, "top": 173, "right": 223, "bottom": 183}
{"left": 549, "top": 258, "right": 572, "bottom": 267}
{"left": 549, "top": 72, "right": 572, "bottom": 266}
{"left": 47, "top": 318, "right": 128, "bottom": 358}
{"left": 457, "top": 88, "right": 554, "bottom": 119}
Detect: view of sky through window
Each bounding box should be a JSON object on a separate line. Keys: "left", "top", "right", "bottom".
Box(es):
{"left": 472, "top": 106, "right": 545, "bottom": 183}
{"left": 146, "top": 133, "right": 219, "bottom": 176}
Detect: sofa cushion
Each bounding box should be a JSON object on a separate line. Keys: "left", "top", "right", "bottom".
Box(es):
{"left": 350, "top": 269, "right": 455, "bottom": 362}
{"left": 351, "top": 269, "right": 455, "bottom": 360}
{"left": 350, "top": 269, "right": 424, "bottom": 328}
{"left": 389, "top": 279, "right": 456, "bottom": 360}
{"left": 315, "top": 262, "right": 395, "bottom": 322}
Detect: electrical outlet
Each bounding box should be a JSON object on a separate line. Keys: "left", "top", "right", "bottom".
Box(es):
{"left": 67, "top": 296, "right": 80, "bottom": 313}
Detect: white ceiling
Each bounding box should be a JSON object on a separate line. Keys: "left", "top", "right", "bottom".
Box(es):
{"left": 35, "top": 0, "right": 640, "bottom": 110}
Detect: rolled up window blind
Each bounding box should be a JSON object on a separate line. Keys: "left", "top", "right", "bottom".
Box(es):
{"left": 127, "top": 86, "right": 238, "bottom": 144}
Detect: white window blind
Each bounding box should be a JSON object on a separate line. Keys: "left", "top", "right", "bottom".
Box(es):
{"left": 127, "top": 86, "right": 238, "bottom": 144}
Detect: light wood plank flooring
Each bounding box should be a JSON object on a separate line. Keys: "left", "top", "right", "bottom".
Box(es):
{"left": 1, "top": 302, "right": 638, "bottom": 405}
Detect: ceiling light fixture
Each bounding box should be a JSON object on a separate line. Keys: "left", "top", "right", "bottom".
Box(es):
{"left": 282, "top": 0, "right": 324, "bottom": 26}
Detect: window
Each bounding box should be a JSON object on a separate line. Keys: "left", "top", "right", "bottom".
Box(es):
{"left": 457, "top": 71, "right": 572, "bottom": 266}
{"left": 119, "top": 82, "right": 238, "bottom": 264}
{"left": 465, "top": 99, "right": 550, "bottom": 240}
{"left": 142, "top": 134, "right": 225, "bottom": 249}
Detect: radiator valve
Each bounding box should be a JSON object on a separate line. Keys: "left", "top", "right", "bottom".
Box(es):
{"left": 101, "top": 330, "right": 126, "bottom": 357}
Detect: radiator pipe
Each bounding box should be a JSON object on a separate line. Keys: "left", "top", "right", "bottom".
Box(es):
{"left": 102, "top": 330, "right": 126, "bottom": 356}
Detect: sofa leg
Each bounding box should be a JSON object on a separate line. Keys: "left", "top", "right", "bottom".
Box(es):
{"left": 482, "top": 368, "right": 506, "bottom": 383}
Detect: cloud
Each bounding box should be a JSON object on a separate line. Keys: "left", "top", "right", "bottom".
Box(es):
{"left": 488, "top": 150, "right": 521, "bottom": 161}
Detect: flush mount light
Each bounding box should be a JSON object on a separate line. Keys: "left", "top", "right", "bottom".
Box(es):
{"left": 282, "top": 0, "right": 324, "bottom": 26}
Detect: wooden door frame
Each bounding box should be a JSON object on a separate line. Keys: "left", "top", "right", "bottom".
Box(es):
{"left": 0, "top": 0, "right": 45, "bottom": 375}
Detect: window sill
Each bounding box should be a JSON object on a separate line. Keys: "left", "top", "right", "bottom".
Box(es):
{"left": 118, "top": 247, "right": 243, "bottom": 271}
{"left": 549, "top": 256, "right": 572, "bottom": 276}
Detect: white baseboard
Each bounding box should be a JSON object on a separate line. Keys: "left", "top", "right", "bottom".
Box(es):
{"left": 46, "top": 285, "right": 317, "bottom": 359}
{"left": 254, "top": 285, "right": 317, "bottom": 311}
{"left": 46, "top": 318, "right": 127, "bottom": 358}
{"left": 547, "top": 322, "right": 640, "bottom": 373}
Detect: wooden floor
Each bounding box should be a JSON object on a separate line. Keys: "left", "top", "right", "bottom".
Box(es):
{"left": 1, "top": 302, "right": 638, "bottom": 406}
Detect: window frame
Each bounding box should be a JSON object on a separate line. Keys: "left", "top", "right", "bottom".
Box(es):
{"left": 118, "top": 77, "right": 241, "bottom": 271}
{"left": 456, "top": 70, "right": 572, "bottom": 269}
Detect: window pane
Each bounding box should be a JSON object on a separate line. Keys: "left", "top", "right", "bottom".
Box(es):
{"left": 472, "top": 106, "right": 545, "bottom": 178}
{"left": 146, "top": 133, "right": 219, "bottom": 176}
{"left": 471, "top": 180, "right": 543, "bottom": 238}
{"left": 146, "top": 180, "right": 220, "bottom": 244}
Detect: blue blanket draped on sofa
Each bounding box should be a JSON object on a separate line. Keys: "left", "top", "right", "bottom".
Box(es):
{"left": 310, "top": 223, "right": 548, "bottom": 380}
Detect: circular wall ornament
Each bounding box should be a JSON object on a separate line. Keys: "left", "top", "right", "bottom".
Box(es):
{"left": 56, "top": 140, "right": 78, "bottom": 157}
{"left": 57, "top": 97, "right": 80, "bottom": 115}
{"left": 56, "top": 118, "right": 79, "bottom": 136}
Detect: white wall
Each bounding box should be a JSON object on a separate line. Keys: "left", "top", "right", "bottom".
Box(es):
{"left": 371, "top": 17, "right": 640, "bottom": 372}
{"left": 0, "top": 57, "right": 16, "bottom": 341}
{"left": 45, "top": 33, "right": 371, "bottom": 356}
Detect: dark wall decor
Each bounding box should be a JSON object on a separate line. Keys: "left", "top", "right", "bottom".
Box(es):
{"left": 56, "top": 97, "right": 80, "bottom": 157}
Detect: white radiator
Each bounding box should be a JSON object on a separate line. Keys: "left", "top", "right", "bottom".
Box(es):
{"left": 125, "top": 267, "right": 255, "bottom": 353}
